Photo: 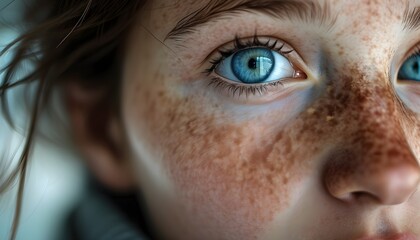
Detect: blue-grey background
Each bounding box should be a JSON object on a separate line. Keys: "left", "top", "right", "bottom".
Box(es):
{"left": 0, "top": 1, "right": 87, "bottom": 239}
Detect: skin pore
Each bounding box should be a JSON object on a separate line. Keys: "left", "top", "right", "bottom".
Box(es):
{"left": 72, "top": 0, "right": 420, "bottom": 239}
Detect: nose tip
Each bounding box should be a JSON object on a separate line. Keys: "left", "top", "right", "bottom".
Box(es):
{"left": 328, "top": 166, "right": 420, "bottom": 205}
{"left": 324, "top": 150, "right": 420, "bottom": 205}
{"left": 382, "top": 167, "right": 420, "bottom": 204}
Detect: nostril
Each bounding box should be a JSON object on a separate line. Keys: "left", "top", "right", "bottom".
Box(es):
{"left": 332, "top": 190, "right": 382, "bottom": 204}
{"left": 323, "top": 150, "right": 420, "bottom": 206}
{"left": 352, "top": 191, "right": 375, "bottom": 200}
{"left": 349, "top": 191, "right": 382, "bottom": 204}
{"left": 352, "top": 191, "right": 366, "bottom": 197}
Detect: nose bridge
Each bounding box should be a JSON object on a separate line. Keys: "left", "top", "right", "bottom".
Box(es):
{"left": 346, "top": 84, "right": 408, "bottom": 162}
{"left": 322, "top": 72, "right": 420, "bottom": 205}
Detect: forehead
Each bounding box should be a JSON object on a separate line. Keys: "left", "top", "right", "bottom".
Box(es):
{"left": 141, "top": 0, "right": 420, "bottom": 37}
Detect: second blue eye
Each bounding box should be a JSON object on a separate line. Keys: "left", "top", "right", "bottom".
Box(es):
{"left": 215, "top": 47, "right": 295, "bottom": 84}
{"left": 398, "top": 54, "right": 420, "bottom": 81}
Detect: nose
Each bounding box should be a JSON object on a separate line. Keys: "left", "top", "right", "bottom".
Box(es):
{"left": 322, "top": 92, "right": 420, "bottom": 206}
{"left": 324, "top": 147, "right": 420, "bottom": 205}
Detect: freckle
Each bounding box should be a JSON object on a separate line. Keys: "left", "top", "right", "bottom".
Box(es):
{"left": 361, "top": 35, "right": 371, "bottom": 42}
{"left": 364, "top": 141, "right": 374, "bottom": 150}
{"left": 249, "top": 196, "right": 256, "bottom": 204}
{"left": 283, "top": 139, "right": 292, "bottom": 155}
{"left": 327, "top": 85, "right": 333, "bottom": 94}
{"left": 185, "top": 54, "right": 193, "bottom": 60}
{"left": 387, "top": 148, "right": 400, "bottom": 158}
{"left": 274, "top": 131, "right": 283, "bottom": 142}
{"left": 352, "top": 21, "right": 359, "bottom": 29}
{"left": 325, "top": 104, "right": 336, "bottom": 116}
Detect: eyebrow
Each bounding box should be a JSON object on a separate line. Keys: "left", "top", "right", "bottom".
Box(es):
{"left": 165, "top": 0, "right": 336, "bottom": 41}
{"left": 403, "top": 4, "right": 420, "bottom": 30}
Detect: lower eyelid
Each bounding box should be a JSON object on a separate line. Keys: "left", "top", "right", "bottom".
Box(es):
{"left": 207, "top": 74, "right": 309, "bottom": 101}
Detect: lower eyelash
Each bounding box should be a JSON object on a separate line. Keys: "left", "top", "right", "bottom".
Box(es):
{"left": 208, "top": 77, "right": 285, "bottom": 97}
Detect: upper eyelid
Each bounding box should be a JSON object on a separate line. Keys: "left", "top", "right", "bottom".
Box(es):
{"left": 221, "top": 36, "right": 292, "bottom": 53}
{"left": 219, "top": 36, "right": 293, "bottom": 57}
{"left": 203, "top": 36, "right": 286, "bottom": 59}
{"left": 202, "top": 35, "right": 294, "bottom": 67}
{"left": 398, "top": 44, "right": 420, "bottom": 67}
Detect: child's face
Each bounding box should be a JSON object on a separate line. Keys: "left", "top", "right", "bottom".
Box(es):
{"left": 120, "top": 0, "right": 420, "bottom": 239}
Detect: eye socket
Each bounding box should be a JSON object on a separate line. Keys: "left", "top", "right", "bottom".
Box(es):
{"left": 215, "top": 47, "right": 295, "bottom": 84}
{"left": 398, "top": 53, "right": 420, "bottom": 81}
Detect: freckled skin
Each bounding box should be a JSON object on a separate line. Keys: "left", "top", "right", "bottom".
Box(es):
{"left": 120, "top": 1, "right": 420, "bottom": 239}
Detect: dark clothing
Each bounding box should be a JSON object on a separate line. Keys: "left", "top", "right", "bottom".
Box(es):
{"left": 68, "top": 180, "right": 153, "bottom": 240}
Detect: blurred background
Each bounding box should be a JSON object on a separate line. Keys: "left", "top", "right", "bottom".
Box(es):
{"left": 0, "top": 0, "right": 87, "bottom": 239}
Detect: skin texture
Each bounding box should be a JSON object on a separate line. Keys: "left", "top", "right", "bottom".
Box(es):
{"left": 113, "top": 0, "right": 420, "bottom": 239}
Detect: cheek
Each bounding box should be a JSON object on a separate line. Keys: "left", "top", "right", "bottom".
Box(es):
{"left": 123, "top": 76, "right": 326, "bottom": 237}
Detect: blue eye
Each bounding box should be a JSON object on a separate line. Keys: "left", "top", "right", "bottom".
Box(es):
{"left": 398, "top": 54, "right": 420, "bottom": 81}
{"left": 215, "top": 47, "right": 295, "bottom": 84}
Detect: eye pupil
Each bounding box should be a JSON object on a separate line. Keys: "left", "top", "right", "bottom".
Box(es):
{"left": 248, "top": 58, "right": 257, "bottom": 69}
{"left": 413, "top": 61, "right": 419, "bottom": 73}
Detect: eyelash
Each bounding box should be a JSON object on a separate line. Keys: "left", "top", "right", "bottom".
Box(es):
{"left": 204, "top": 35, "right": 295, "bottom": 97}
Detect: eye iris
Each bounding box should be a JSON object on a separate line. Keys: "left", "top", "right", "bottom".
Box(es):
{"left": 398, "top": 54, "right": 420, "bottom": 81}
{"left": 231, "top": 48, "right": 275, "bottom": 84}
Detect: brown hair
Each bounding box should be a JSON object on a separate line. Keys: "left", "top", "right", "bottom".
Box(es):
{"left": 0, "top": 0, "right": 145, "bottom": 238}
